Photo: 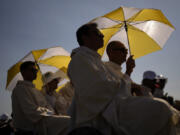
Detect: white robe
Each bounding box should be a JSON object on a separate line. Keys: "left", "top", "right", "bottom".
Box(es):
{"left": 68, "top": 46, "right": 179, "bottom": 135}
{"left": 59, "top": 82, "right": 74, "bottom": 107}
{"left": 105, "top": 61, "right": 179, "bottom": 135}
{"left": 12, "top": 80, "right": 70, "bottom": 135}
{"left": 42, "top": 88, "right": 69, "bottom": 115}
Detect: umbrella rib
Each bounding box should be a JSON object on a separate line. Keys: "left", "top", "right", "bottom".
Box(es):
{"left": 100, "top": 26, "right": 122, "bottom": 30}
{"left": 128, "top": 20, "right": 147, "bottom": 25}
{"left": 104, "top": 17, "right": 123, "bottom": 23}
{"left": 100, "top": 19, "right": 170, "bottom": 30}
{"left": 129, "top": 20, "right": 172, "bottom": 27}
{"left": 100, "top": 17, "right": 123, "bottom": 26}
{"left": 128, "top": 24, "right": 144, "bottom": 32}
{"left": 127, "top": 24, "right": 161, "bottom": 46}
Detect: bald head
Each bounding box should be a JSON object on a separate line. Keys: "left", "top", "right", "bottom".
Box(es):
{"left": 106, "top": 41, "right": 128, "bottom": 65}
{"left": 106, "top": 41, "right": 126, "bottom": 56}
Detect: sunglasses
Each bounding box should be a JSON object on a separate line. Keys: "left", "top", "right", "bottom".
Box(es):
{"left": 111, "top": 48, "right": 127, "bottom": 53}
{"left": 28, "top": 68, "right": 38, "bottom": 73}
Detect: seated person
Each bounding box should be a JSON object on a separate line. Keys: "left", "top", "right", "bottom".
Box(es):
{"left": 42, "top": 71, "right": 69, "bottom": 115}
{"left": 142, "top": 70, "right": 157, "bottom": 94}
{"left": 154, "top": 74, "right": 167, "bottom": 98}
{"left": 11, "top": 61, "right": 70, "bottom": 135}
{"left": 105, "top": 41, "right": 179, "bottom": 134}
{"left": 68, "top": 22, "right": 179, "bottom": 135}
{"left": 130, "top": 70, "right": 155, "bottom": 97}
{"left": 105, "top": 41, "right": 152, "bottom": 97}
{"left": 154, "top": 74, "right": 176, "bottom": 106}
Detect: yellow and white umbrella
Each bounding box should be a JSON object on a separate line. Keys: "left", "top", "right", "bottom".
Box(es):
{"left": 6, "top": 46, "right": 71, "bottom": 91}
{"left": 90, "top": 6, "right": 175, "bottom": 59}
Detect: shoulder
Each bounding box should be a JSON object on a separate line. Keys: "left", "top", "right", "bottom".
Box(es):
{"left": 13, "top": 81, "right": 35, "bottom": 96}
{"left": 13, "top": 82, "right": 26, "bottom": 93}
{"left": 12, "top": 83, "right": 29, "bottom": 99}
{"left": 70, "top": 47, "right": 99, "bottom": 63}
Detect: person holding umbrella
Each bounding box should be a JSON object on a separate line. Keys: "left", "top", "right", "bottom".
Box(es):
{"left": 105, "top": 40, "right": 151, "bottom": 97}
{"left": 105, "top": 41, "right": 179, "bottom": 134}
{"left": 68, "top": 23, "right": 179, "bottom": 135}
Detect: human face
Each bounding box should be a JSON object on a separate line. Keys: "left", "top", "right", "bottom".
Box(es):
{"left": 144, "top": 79, "right": 156, "bottom": 91}
{"left": 109, "top": 42, "right": 128, "bottom": 65}
{"left": 47, "top": 79, "right": 59, "bottom": 92}
{"left": 87, "top": 27, "right": 104, "bottom": 51}
{"left": 26, "top": 65, "right": 38, "bottom": 81}
{"left": 156, "top": 79, "right": 167, "bottom": 89}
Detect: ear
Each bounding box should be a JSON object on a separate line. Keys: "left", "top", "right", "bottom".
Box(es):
{"left": 80, "top": 35, "right": 90, "bottom": 46}
{"left": 107, "top": 49, "right": 113, "bottom": 57}
{"left": 21, "top": 70, "right": 26, "bottom": 77}
{"left": 81, "top": 35, "right": 88, "bottom": 42}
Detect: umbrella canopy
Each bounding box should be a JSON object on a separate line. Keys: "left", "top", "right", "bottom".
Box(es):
{"left": 6, "top": 46, "right": 71, "bottom": 91}
{"left": 90, "top": 6, "right": 175, "bottom": 59}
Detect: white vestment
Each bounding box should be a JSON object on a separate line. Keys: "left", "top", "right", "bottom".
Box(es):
{"left": 42, "top": 88, "right": 69, "bottom": 115}
{"left": 12, "top": 80, "right": 70, "bottom": 135}
{"left": 59, "top": 82, "right": 74, "bottom": 107}
{"left": 68, "top": 46, "right": 179, "bottom": 135}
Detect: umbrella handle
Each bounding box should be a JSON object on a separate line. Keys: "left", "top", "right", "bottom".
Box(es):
{"left": 34, "top": 60, "right": 44, "bottom": 86}
{"left": 124, "top": 21, "right": 131, "bottom": 56}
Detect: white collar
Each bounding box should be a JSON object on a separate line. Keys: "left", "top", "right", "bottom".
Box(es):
{"left": 71, "top": 46, "right": 101, "bottom": 59}
{"left": 105, "top": 61, "right": 122, "bottom": 71}
{"left": 17, "top": 80, "right": 35, "bottom": 88}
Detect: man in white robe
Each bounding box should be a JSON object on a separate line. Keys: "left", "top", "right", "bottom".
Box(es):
{"left": 12, "top": 61, "right": 70, "bottom": 135}
{"left": 104, "top": 41, "right": 179, "bottom": 135}
{"left": 68, "top": 23, "right": 179, "bottom": 135}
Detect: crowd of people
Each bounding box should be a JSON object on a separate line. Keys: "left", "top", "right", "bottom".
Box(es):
{"left": 2, "top": 23, "right": 180, "bottom": 135}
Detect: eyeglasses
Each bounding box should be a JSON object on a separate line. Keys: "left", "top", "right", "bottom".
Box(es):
{"left": 28, "top": 68, "right": 38, "bottom": 73}
{"left": 111, "top": 48, "right": 127, "bottom": 53}
{"left": 89, "top": 29, "right": 104, "bottom": 38}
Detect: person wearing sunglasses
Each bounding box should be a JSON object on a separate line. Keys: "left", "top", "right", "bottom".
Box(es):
{"left": 104, "top": 41, "right": 179, "bottom": 135}
{"left": 12, "top": 61, "right": 70, "bottom": 135}
{"left": 68, "top": 23, "right": 179, "bottom": 135}
{"left": 105, "top": 40, "right": 135, "bottom": 77}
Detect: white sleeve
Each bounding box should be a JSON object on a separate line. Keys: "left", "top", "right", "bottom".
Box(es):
{"left": 68, "top": 53, "right": 121, "bottom": 116}
{"left": 13, "top": 86, "right": 43, "bottom": 123}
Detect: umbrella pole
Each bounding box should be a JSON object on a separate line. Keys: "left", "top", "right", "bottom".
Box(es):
{"left": 124, "top": 21, "right": 131, "bottom": 56}
{"left": 34, "top": 60, "right": 44, "bottom": 86}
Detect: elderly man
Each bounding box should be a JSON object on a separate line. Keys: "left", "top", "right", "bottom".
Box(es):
{"left": 68, "top": 23, "right": 179, "bottom": 135}
{"left": 105, "top": 40, "right": 180, "bottom": 134}
{"left": 106, "top": 41, "right": 153, "bottom": 97}
{"left": 12, "top": 61, "right": 70, "bottom": 135}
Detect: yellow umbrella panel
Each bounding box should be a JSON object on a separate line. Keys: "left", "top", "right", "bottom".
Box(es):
{"left": 6, "top": 46, "right": 70, "bottom": 91}
{"left": 91, "top": 6, "right": 175, "bottom": 59}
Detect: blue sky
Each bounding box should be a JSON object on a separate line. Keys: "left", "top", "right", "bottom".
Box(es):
{"left": 1, "top": 0, "right": 180, "bottom": 115}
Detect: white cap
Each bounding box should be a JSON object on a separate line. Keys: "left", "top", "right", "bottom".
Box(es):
{"left": 42, "top": 71, "right": 62, "bottom": 86}
{"left": 143, "top": 70, "right": 156, "bottom": 80}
